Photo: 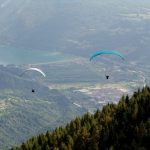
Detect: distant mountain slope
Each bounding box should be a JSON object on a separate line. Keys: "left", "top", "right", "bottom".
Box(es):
{"left": 0, "top": 65, "right": 86, "bottom": 150}
{"left": 12, "top": 86, "right": 150, "bottom": 150}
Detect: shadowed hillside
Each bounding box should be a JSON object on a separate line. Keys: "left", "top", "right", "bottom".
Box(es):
{"left": 0, "top": 65, "right": 86, "bottom": 150}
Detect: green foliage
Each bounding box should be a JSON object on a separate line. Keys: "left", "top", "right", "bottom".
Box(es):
{"left": 12, "top": 86, "right": 150, "bottom": 150}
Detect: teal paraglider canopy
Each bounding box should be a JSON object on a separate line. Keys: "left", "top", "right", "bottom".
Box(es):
{"left": 90, "top": 50, "right": 125, "bottom": 80}
{"left": 90, "top": 50, "right": 125, "bottom": 61}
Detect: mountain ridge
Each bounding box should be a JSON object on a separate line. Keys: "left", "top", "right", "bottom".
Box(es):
{"left": 11, "top": 86, "right": 150, "bottom": 150}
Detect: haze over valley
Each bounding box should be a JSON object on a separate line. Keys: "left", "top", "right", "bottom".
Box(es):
{"left": 0, "top": 0, "right": 150, "bottom": 149}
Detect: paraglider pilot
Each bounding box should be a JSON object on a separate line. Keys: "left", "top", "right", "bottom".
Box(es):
{"left": 105, "top": 75, "right": 109, "bottom": 79}
{"left": 32, "top": 89, "right": 35, "bottom": 93}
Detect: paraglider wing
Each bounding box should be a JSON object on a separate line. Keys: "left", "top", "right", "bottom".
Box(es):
{"left": 20, "top": 68, "right": 46, "bottom": 77}
{"left": 90, "top": 50, "right": 125, "bottom": 61}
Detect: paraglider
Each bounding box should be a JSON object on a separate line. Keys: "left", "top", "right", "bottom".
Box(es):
{"left": 90, "top": 50, "right": 125, "bottom": 61}
{"left": 32, "top": 89, "right": 35, "bottom": 93}
{"left": 105, "top": 75, "right": 109, "bottom": 80}
{"left": 20, "top": 67, "right": 46, "bottom": 77}
{"left": 20, "top": 67, "right": 46, "bottom": 93}
{"left": 90, "top": 50, "right": 125, "bottom": 79}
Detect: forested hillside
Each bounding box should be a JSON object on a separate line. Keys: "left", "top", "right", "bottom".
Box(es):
{"left": 12, "top": 86, "right": 150, "bottom": 150}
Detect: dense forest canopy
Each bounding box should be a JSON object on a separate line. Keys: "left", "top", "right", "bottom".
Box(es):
{"left": 12, "top": 86, "right": 150, "bottom": 150}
